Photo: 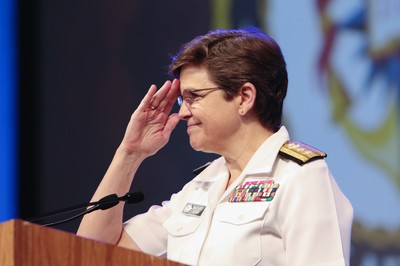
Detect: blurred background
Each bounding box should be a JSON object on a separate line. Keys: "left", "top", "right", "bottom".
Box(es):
{"left": 1, "top": 0, "right": 399, "bottom": 265}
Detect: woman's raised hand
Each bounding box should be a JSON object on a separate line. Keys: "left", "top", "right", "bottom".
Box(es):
{"left": 120, "top": 79, "right": 181, "bottom": 158}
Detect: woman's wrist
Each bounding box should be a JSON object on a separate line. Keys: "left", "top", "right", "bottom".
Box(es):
{"left": 115, "top": 144, "right": 148, "bottom": 165}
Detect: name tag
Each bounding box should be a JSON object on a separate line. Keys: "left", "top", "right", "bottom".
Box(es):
{"left": 182, "top": 203, "right": 206, "bottom": 217}
{"left": 228, "top": 178, "right": 280, "bottom": 202}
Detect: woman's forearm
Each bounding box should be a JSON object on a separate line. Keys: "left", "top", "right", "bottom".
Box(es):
{"left": 76, "top": 146, "right": 145, "bottom": 244}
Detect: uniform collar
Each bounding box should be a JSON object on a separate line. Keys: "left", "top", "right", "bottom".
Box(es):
{"left": 241, "top": 126, "right": 290, "bottom": 175}
{"left": 188, "top": 127, "right": 290, "bottom": 211}
{"left": 193, "top": 156, "right": 229, "bottom": 182}
{"left": 214, "top": 126, "right": 290, "bottom": 202}
{"left": 193, "top": 126, "right": 290, "bottom": 181}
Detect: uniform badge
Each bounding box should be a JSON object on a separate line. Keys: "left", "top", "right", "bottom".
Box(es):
{"left": 228, "top": 178, "right": 280, "bottom": 202}
{"left": 182, "top": 203, "right": 206, "bottom": 217}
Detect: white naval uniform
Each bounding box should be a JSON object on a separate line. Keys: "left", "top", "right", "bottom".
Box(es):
{"left": 123, "top": 126, "right": 353, "bottom": 266}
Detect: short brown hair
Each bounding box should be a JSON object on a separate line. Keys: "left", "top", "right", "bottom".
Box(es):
{"left": 169, "top": 28, "right": 288, "bottom": 131}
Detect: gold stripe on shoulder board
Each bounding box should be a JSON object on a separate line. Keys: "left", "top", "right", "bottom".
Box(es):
{"left": 279, "top": 141, "right": 327, "bottom": 165}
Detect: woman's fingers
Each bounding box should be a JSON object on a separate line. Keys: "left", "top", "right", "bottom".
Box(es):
{"left": 158, "top": 79, "right": 180, "bottom": 113}
{"left": 138, "top": 84, "right": 157, "bottom": 112}
{"left": 134, "top": 80, "right": 180, "bottom": 125}
{"left": 149, "top": 79, "right": 179, "bottom": 111}
{"left": 149, "top": 81, "right": 170, "bottom": 110}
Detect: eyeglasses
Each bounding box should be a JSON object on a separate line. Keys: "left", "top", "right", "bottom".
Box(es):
{"left": 177, "top": 87, "right": 222, "bottom": 108}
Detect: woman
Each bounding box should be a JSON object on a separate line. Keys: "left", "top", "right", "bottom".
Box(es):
{"left": 77, "top": 28, "right": 353, "bottom": 265}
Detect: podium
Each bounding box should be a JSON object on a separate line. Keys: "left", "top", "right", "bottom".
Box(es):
{"left": 0, "top": 219, "right": 185, "bottom": 266}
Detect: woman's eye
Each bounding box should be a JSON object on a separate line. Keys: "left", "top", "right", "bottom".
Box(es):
{"left": 189, "top": 92, "right": 201, "bottom": 98}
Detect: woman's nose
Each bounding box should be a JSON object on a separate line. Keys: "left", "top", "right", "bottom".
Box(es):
{"left": 178, "top": 102, "right": 191, "bottom": 120}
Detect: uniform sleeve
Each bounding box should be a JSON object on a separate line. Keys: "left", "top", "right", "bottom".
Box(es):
{"left": 123, "top": 197, "right": 174, "bottom": 257}
{"left": 278, "top": 160, "right": 353, "bottom": 266}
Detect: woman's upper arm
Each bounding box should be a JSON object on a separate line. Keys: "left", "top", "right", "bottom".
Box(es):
{"left": 117, "top": 229, "right": 141, "bottom": 251}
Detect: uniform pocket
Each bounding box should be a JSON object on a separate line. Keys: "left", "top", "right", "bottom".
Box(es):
{"left": 163, "top": 212, "right": 206, "bottom": 264}
{"left": 218, "top": 202, "right": 270, "bottom": 225}
{"left": 201, "top": 202, "right": 271, "bottom": 266}
{"left": 163, "top": 213, "right": 203, "bottom": 237}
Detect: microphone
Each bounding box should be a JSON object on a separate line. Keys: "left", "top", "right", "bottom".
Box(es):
{"left": 27, "top": 191, "right": 144, "bottom": 227}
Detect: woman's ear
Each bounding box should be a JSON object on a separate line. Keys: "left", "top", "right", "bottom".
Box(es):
{"left": 237, "top": 82, "right": 256, "bottom": 115}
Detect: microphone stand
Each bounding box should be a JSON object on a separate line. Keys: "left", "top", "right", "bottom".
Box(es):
{"left": 27, "top": 192, "right": 144, "bottom": 227}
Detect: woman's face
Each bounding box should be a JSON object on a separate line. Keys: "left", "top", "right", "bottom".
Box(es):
{"left": 178, "top": 65, "right": 242, "bottom": 154}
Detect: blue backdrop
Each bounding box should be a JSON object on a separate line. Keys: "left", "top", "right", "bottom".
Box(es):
{"left": 0, "top": 0, "right": 17, "bottom": 221}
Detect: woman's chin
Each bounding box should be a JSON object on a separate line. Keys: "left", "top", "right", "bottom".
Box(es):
{"left": 189, "top": 137, "right": 207, "bottom": 152}
{"left": 189, "top": 140, "right": 216, "bottom": 154}
{"left": 189, "top": 140, "right": 202, "bottom": 151}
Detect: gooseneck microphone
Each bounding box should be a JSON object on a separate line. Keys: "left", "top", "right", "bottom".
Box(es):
{"left": 27, "top": 191, "right": 144, "bottom": 227}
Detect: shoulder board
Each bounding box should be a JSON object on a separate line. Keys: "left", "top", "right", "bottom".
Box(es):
{"left": 193, "top": 162, "right": 211, "bottom": 177}
{"left": 279, "top": 141, "right": 327, "bottom": 165}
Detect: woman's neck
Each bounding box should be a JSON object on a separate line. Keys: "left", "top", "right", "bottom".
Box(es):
{"left": 223, "top": 123, "right": 274, "bottom": 188}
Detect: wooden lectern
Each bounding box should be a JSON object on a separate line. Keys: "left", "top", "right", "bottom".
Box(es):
{"left": 0, "top": 219, "right": 185, "bottom": 266}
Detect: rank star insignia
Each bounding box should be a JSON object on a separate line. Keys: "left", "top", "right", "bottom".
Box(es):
{"left": 228, "top": 179, "right": 280, "bottom": 202}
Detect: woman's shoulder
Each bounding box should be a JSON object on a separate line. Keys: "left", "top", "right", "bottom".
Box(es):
{"left": 278, "top": 141, "right": 327, "bottom": 166}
